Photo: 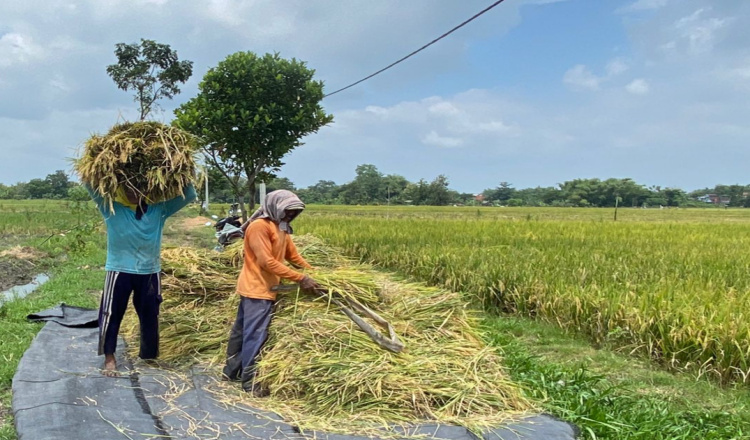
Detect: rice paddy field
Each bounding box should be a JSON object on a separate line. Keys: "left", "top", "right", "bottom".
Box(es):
{"left": 0, "top": 200, "right": 82, "bottom": 238}
{"left": 297, "top": 205, "right": 750, "bottom": 384}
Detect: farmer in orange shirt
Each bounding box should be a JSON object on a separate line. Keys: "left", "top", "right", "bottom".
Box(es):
{"left": 222, "top": 190, "right": 319, "bottom": 394}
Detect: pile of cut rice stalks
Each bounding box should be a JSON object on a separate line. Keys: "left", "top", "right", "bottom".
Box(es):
{"left": 122, "top": 234, "right": 533, "bottom": 436}
{"left": 74, "top": 121, "right": 198, "bottom": 211}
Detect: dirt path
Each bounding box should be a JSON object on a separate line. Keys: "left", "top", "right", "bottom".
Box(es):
{"left": 162, "top": 215, "right": 217, "bottom": 249}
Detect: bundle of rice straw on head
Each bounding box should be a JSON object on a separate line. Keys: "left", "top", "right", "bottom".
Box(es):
{"left": 121, "top": 235, "right": 534, "bottom": 437}
{"left": 74, "top": 121, "right": 198, "bottom": 210}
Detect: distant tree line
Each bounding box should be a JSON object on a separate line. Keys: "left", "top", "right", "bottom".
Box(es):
{"left": 4, "top": 165, "right": 750, "bottom": 208}
{"left": 200, "top": 164, "right": 750, "bottom": 208}
{"left": 0, "top": 170, "right": 76, "bottom": 200}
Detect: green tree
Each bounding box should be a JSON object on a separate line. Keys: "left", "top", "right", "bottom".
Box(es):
{"left": 11, "top": 182, "right": 29, "bottom": 200}
{"left": 658, "top": 188, "right": 688, "bottom": 207}
{"left": 200, "top": 163, "right": 239, "bottom": 204}
{"left": 514, "top": 186, "right": 560, "bottom": 206}
{"left": 175, "top": 52, "right": 332, "bottom": 220}
{"left": 299, "top": 180, "right": 340, "bottom": 204}
{"left": 457, "top": 192, "right": 476, "bottom": 205}
{"left": 426, "top": 174, "right": 452, "bottom": 206}
{"left": 265, "top": 177, "right": 296, "bottom": 192}
{"left": 382, "top": 174, "right": 410, "bottom": 204}
{"left": 484, "top": 182, "right": 516, "bottom": 205}
{"left": 403, "top": 179, "right": 430, "bottom": 205}
{"left": 725, "top": 185, "right": 746, "bottom": 207}
{"left": 558, "top": 178, "right": 649, "bottom": 207}
{"left": 107, "top": 39, "right": 193, "bottom": 120}
{"left": 26, "top": 178, "right": 52, "bottom": 199}
{"left": 345, "top": 164, "right": 384, "bottom": 204}
{"left": 45, "top": 170, "right": 72, "bottom": 199}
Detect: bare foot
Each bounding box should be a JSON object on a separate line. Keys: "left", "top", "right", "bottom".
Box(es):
{"left": 102, "top": 354, "right": 118, "bottom": 377}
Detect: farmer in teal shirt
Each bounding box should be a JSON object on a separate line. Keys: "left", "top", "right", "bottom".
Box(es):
{"left": 87, "top": 184, "right": 196, "bottom": 376}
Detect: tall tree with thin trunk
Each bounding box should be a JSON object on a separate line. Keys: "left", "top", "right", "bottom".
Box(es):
{"left": 107, "top": 39, "right": 193, "bottom": 120}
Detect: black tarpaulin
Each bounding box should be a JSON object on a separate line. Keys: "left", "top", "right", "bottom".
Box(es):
{"left": 13, "top": 308, "right": 577, "bottom": 440}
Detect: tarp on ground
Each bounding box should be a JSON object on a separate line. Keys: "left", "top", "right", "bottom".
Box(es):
{"left": 26, "top": 303, "right": 98, "bottom": 328}
{"left": 12, "top": 306, "right": 577, "bottom": 440}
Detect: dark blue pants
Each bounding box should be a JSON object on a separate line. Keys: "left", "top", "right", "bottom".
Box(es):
{"left": 223, "top": 297, "right": 274, "bottom": 388}
{"left": 98, "top": 271, "right": 162, "bottom": 359}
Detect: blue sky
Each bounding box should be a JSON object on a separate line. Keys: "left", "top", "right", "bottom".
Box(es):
{"left": 1, "top": 0, "right": 747, "bottom": 193}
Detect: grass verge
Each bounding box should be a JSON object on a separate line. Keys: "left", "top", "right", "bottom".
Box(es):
{"left": 0, "top": 233, "right": 105, "bottom": 439}
{"left": 0, "top": 209, "right": 200, "bottom": 440}
{"left": 484, "top": 316, "right": 750, "bottom": 439}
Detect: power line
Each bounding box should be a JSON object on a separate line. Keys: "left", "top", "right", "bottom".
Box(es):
{"left": 324, "top": 0, "right": 508, "bottom": 98}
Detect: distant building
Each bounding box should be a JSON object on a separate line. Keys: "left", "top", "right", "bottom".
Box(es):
{"left": 697, "top": 194, "right": 730, "bottom": 205}
{"left": 474, "top": 194, "right": 485, "bottom": 202}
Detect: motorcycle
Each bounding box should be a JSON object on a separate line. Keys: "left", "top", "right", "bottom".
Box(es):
{"left": 214, "top": 203, "right": 244, "bottom": 249}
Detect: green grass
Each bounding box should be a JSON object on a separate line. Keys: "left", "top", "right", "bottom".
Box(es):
{"left": 0, "top": 200, "right": 120, "bottom": 439}
{"left": 483, "top": 316, "right": 750, "bottom": 439}
{"left": 0, "top": 246, "right": 105, "bottom": 440}
{"left": 0, "top": 200, "right": 206, "bottom": 439}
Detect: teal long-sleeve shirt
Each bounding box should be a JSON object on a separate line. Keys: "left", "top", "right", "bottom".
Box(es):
{"left": 86, "top": 184, "right": 197, "bottom": 274}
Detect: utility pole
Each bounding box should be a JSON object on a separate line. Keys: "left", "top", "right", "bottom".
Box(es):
{"left": 614, "top": 196, "right": 621, "bottom": 221}
{"left": 204, "top": 169, "right": 209, "bottom": 212}
{"left": 259, "top": 181, "right": 267, "bottom": 207}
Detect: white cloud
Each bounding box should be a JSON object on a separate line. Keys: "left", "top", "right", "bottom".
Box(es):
{"left": 564, "top": 58, "right": 630, "bottom": 92}
{"left": 626, "top": 79, "right": 650, "bottom": 95}
{"left": 727, "top": 66, "right": 750, "bottom": 80}
{"left": 49, "top": 75, "right": 71, "bottom": 93}
{"left": 422, "top": 131, "right": 464, "bottom": 148}
{"left": 674, "top": 8, "right": 706, "bottom": 28}
{"left": 365, "top": 106, "right": 389, "bottom": 116}
{"left": 563, "top": 65, "right": 601, "bottom": 91}
{"left": 476, "top": 121, "right": 514, "bottom": 133}
{"left": 687, "top": 17, "right": 728, "bottom": 53}
{"left": 659, "top": 40, "right": 677, "bottom": 52}
{"left": 0, "top": 33, "right": 45, "bottom": 67}
{"left": 672, "top": 8, "right": 730, "bottom": 55}
{"left": 606, "top": 58, "right": 629, "bottom": 76}
{"left": 428, "top": 101, "right": 460, "bottom": 116}
{"left": 618, "top": 0, "right": 669, "bottom": 13}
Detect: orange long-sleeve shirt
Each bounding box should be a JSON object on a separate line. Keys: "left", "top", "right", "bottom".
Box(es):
{"left": 236, "top": 219, "right": 312, "bottom": 300}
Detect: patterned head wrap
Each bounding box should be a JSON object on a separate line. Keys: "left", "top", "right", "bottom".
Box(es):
{"left": 248, "top": 190, "right": 305, "bottom": 233}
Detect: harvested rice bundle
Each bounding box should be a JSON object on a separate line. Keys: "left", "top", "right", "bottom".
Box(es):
{"left": 160, "top": 247, "right": 236, "bottom": 301}
{"left": 248, "top": 280, "right": 529, "bottom": 434}
{"left": 156, "top": 296, "right": 237, "bottom": 365}
{"left": 120, "top": 235, "right": 532, "bottom": 436}
{"left": 74, "top": 121, "right": 197, "bottom": 211}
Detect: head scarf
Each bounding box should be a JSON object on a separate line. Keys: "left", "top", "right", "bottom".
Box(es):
{"left": 249, "top": 190, "right": 305, "bottom": 234}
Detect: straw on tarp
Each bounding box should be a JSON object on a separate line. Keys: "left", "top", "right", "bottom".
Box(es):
{"left": 121, "top": 235, "right": 532, "bottom": 436}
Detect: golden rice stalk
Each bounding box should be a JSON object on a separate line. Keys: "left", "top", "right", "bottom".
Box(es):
{"left": 122, "top": 235, "right": 532, "bottom": 436}
{"left": 73, "top": 121, "right": 198, "bottom": 211}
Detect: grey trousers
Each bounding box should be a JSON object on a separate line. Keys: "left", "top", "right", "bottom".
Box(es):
{"left": 222, "top": 297, "right": 273, "bottom": 389}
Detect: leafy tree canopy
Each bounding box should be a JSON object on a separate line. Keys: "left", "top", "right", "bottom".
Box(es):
{"left": 107, "top": 39, "right": 193, "bottom": 120}
{"left": 175, "top": 51, "right": 332, "bottom": 219}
